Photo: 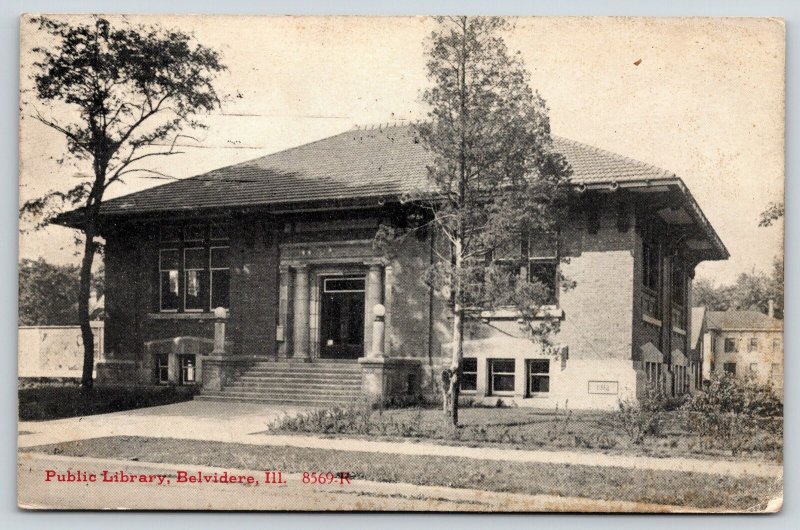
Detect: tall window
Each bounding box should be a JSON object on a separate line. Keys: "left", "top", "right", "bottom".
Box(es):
{"left": 159, "top": 249, "right": 180, "bottom": 311}
{"left": 643, "top": 241, "right": 660, "bottom": 292}
{"left": 772, "top": 338, "right": 781, "bottom": 352}
{"left": 527, "top": 359, "right": 550, "bottom": 395}
{"left": 210, "top": 247, "right": 230, "bottom": 310}
{"left": 748, "top": 338, "right": 759, "bottom": 353}
{"left": 460, "top": 358, "right": 477, "bottom": 392}
{"left": 159, "top": 223, "right": 230, "bottom": 312}
{"left": 724, "top": 338, "right": 737, "bottom": 353}
{"left": 528, "top": 231, "right": 558, "bottom": 306}
{"left": 489, "top": 359, "right": 515, "bottom": 395}
{"left": 184, "top": 247, "right": 208, "bottom": 311}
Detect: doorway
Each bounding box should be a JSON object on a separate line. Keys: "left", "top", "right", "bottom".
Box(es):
{"left": 319, "top": 276, "right": 365, "bottom": 359}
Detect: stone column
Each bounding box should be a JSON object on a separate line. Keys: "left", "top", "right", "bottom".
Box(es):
{"left": 278, "top": 265, "right": 292, "bottom": 358}
{"left": 364, "top": 263, "right": 384, "bottom": 357}
{"left": 293, "top": 265, "right": 311, "bottom": 361}
{"left": 383, "top": 265, "right": 393, "bottom": 357}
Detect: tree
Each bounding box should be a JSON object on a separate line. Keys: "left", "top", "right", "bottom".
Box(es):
{"left": 18, "top": 259, "right": 105, "bottom": 325}
{"left": 20, "top": 17, "right": 225, "bottom": 389}
{"left": 692, "top": 264, "right": 783, "bottom": 319}
{"left": 19, "top": 259, "right": 80, "bottom": 326}
{"left": 397, "top": 17, "right": 571, "bottom": 425}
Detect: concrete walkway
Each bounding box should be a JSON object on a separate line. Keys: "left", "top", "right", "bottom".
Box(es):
{"left": 18, "top": 400, "right": 783, "bottom": 480}
{"left": 19, "top": 452, "right": 714, "bottom": 512}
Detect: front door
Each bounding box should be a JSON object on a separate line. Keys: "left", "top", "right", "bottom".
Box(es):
{"left": 319, "top": 276, "right": 365, "bottom": 359}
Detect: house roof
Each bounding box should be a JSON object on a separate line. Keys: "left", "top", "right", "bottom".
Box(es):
{"left": 705, "top": 310, "right": 783, "bottom": 331}
{"left": 56, "top": 124, "right": 727, "bottom": 258}
{"left": 690, "top": 306, "right": 706, "bottom": 350}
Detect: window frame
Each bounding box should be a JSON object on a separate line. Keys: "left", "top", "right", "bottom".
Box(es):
{"left": 460, "top": 357, "right": 478, "bottom": 393}
{"left": 183, "top": 246, "right": 208, "bottom": 313}
{"left": 180, "top": 354, "right": 196, "bottom": 384}
{"left": 488, "top": 358, "right": 516, "bottom": 396}
{"left": 158, "top": 222, "right": 231, "bottom": 313}
{"left": 723, "top": 362, "right": 737, "bottom": 376}
{"left": 209, "top": 245, "right": 231, "bottom": 311}
{"left": 724, "top": 337, "right": 737, "bottom": 353}
{"left": 159, "top": 248, "right": 180, "bottom": 313}
{"left": 748, "top": 337, "right": 759, "bottom": 353}
{"left": 156, "top": 355, "right": 170, "bottom": 384}
{"left": 527, "top": 359, "right": 550, "bottom": 396}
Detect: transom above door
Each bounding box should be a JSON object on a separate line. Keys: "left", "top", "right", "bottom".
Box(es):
{"left": 319, "top": 275, "right": 366, "bottom": 360}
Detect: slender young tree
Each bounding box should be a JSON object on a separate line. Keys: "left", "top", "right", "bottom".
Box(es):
{"left": 400, "top": 17, "right": 572, "bottom": 424}
{"left": 20, "top": 17, "right": 225, "bottom": 389}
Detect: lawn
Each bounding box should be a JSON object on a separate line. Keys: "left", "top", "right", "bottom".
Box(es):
{"left": 268, "top": 405, "right": 783, "bottom": 462}
{"left": 18, "top": 385, "right": 195, "bottom": 421}
{"left": 20, "top": 435, "right": 782, "bottom": 510}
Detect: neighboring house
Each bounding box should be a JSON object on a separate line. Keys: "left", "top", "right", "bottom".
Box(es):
{"left": 55, "top": 125, "right": 728, "bottom": 409}
{"left": 703, "top": 308, "right": 784, "bottom": 396}
{"left": 689, "top": 306, "right": 707, "bottom": 394}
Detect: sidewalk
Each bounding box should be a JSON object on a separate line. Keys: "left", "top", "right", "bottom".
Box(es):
{"left": 18, "top": 452, "right": 712, "bottom": 512}
{"left": 18, "top": 400, "right": 783, "bottom": 480}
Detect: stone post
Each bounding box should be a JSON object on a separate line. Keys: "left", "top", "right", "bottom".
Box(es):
{"left": 293, "top": 265, "right": 311, "bottom": 361}
{"left": 364, "top": 263, "right": 383, "bottom": 355}
{"left": 213, "top": 306, "right": 228, "bottom": 355}
{"left": 370, "top": 304, "right": 386, "bottom": 359}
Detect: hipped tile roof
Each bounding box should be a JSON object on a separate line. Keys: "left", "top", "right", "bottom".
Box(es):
{"left": 97, "top": 124, "right": 677, "bottom": 215}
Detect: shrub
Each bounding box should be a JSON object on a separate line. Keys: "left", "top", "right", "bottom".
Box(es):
{"left": 614, "top": 384, "right": 667, "bottom": 445}
{"left": 681, "top": 373, "right": 783, "bottom": 456}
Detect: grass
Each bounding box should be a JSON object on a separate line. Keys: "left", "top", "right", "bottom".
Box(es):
{"left": 18, "top": 384, "right": 196, "bottom": 421}
{"left": 268, "top": 405, "right": 783, "bottom": 462}
{"left": 21, "top": 435, "right": 781, "bottom": 510}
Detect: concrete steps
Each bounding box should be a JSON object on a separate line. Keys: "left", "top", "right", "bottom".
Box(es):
{"left": 196, "top": 360, "right": 364, "bottom": 406}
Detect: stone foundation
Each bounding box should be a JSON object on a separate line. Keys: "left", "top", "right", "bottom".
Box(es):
{"left": 358, "top": 357, "right": 421, "bottom": 405}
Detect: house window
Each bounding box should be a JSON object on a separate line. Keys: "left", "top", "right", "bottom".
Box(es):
{"left": 460, "top": 357, "right": 477, "bottom": 392}
{"left": 710, "top": 361, "right": 716, "bottom": 373}
{"left": 527, "top": 359, "right": 550, "bottom": 395}
{"left": 771, "top": 363, "right": 782, "bottom": 375}
{"left": 749, "top": 363, "right": 758, "bottom": 374}
{"left": 180, "top": 355, "right": 196, "bottom": 384}
{"left": 210, "top": 247, "right": 231, "bottom": 310}
{"left": 724, "top": 338, "right": 737, "bottom": 353}
{"left": 772, "top": 338, "right": 781, "bottom": 352}
{"left": 159, "top": 249, "right": 180, "bottom": 311}
{"left": 156, "top": 355, "right": 169, "bottom": 383}
{"left": 711, "top": 336, "right": 717, "bottom": 353}
{"left": 183, "top": 224, "right": 206, "bottom": 242}
{"left": 184, "top": 248, "right": 208, "bottom": 311}
{"left": 489, "top": 359, "right": 515, "bottom": 395}
{"left": 748, "top": 338, "right": 759, "bottom": 353}
{"left": 723, "top": 362, "right": 737, "bottom": 375}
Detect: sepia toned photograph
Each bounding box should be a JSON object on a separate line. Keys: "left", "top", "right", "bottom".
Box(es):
{"left": 17, "top": 14, "right": 784, "bottom": 512}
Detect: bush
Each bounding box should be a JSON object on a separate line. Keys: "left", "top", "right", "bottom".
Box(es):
{"left": 614, "top": 384, "right": 667, "bottom": 445}
{"left": 681, "top": 374, "right": 783, "bottom": 456}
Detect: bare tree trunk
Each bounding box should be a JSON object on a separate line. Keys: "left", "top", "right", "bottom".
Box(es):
{"left": 449, "top": 301, "right": 463, "bottom": 426}
{"left": 79, "top": 222, "right": 96, "bottom": 391}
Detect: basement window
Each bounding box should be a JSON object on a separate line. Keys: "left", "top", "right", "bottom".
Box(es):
{"left": 489, "top": 359, "right": 515, "bottom": 395}
{"left": 723, "top": 362, "right": 737, "bottom": 376}
{"left": 156, "top": 355, "right": 169, "bottom": 384}
{"left": 460, "top": 358, "right": 477, "bottom": 392}
{"left": 180, "top": 355, "right": 196, "bottom": 384}
{"left": 527, "top": 359, "right": 550, "bottom": 395}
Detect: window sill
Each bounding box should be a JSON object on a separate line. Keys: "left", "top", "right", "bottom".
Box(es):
{"left": 148, "top": 312, "right": 227, "bottom": 320}
{"left": 478, "top": 306, "right": 564, "bottom": 321}
{"left": 642, "top": 314, "right": 662, "bottom": 327}
{"left": 672, "top": 327, "right": 687, "bottom": 336}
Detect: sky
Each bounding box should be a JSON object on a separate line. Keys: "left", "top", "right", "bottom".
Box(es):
{"left": 18, "top": 15, "right": 785, "bottom": 284}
